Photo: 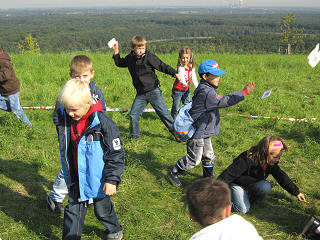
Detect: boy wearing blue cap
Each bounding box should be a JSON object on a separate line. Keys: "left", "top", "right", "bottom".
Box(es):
{"left": 168, "top": 59, "right": 255, "bottom": 187}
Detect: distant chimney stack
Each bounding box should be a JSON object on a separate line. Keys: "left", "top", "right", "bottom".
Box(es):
{"left": 239, "top": 0, "right": 244, "bottom": 8}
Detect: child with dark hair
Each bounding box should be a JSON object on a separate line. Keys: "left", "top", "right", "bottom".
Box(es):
{"left": 186, "top": 178, "right": 262, "bottom": 240}
{"left": 218, "top": 135, "right": 307, "bottom": 214}
{"left": 168, "top": 59, "right": 255, "bottom": 187}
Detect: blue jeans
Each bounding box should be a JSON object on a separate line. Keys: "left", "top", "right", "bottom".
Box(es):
{"left": 230, "top": 180, "right": 273, "bottom": 214}
{"left": 63, "top": 184, "right": 122, "bottom": 240}
{"left": 49, "top": 168, "right": 68, "bottom": 203}
{"left": 0, "top": 92, "right": 31, "bottom": 126}
{"left": 130, "top": 88, "right": 174, "bottom": 139}
{"left": 171, "top": 88, "right": 190, "bottom": 119}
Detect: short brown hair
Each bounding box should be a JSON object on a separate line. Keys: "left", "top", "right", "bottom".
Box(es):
{"left": 131, "top": 36, "right": 146, "bottom": 49}
{"left": 186, "top": 178, "right": 231, "bottom": 227}
{"left": 70, "top": 55, "right": 93, "bottom": 76}
{"left": 247, "top": 135, "right": 289, "bottom": 166}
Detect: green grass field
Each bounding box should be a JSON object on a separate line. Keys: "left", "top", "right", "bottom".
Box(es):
{"left": 0, "top": 52, "right": 319, "bottom": 239}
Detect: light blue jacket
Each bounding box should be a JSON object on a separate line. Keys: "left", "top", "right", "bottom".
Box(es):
{"left": 56, "top": 107, "right": 124, "bottom": 202}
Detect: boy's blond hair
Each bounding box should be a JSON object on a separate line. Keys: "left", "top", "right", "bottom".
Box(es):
{"left": 58, "top": 79, "right": 92, "bottom": 109}
{"left": 70, "top": 55, "right": 93, "bottom": 76}
{"left": 131, "top": 36, "right": 146, "bottom": 49}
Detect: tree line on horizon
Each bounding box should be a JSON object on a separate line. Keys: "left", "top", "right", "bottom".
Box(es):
{"left": 1, "top": 8, "right": 319, "bottom": 54}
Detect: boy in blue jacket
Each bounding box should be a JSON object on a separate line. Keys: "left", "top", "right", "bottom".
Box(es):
{"left": 57, "top": 79, "right": 124, "bottom": 240}
{"left": 168, "top": 59, "right": 255, "bottom": 187}
{"left": 47, "top": 55, "right": 107, "bottom": 214}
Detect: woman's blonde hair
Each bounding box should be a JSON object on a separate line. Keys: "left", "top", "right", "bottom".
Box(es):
{"left": 247, "top": 135, "right": 289, "bottom": 166}
{"left": 177, "top": 47, "right": 194, "bottom": 69}
{"left": 58, "top": 79, "right": 92, "bottom": 109}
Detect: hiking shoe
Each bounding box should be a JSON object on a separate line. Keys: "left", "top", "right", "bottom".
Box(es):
{"left": 47, "top": 196, "right": 64, "bottom": 214}
{"left": 167, "top": 171, "right": 182, "bottom": 188}
{"left": 106, "top": 230, "right": 123, "bottom": 240}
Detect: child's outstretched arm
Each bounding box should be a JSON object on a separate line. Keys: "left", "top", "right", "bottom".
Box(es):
{"left": 112, "top": 40, "right": 128, "bottom": 67}
{"left": 112, "top": 40, "right": 119, "bottom": 55}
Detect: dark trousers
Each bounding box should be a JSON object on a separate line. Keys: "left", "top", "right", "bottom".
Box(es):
{"left": 62, "top": 185, "right": 122, "bottom": 240}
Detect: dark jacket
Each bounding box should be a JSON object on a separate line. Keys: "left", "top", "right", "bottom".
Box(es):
{"left": 55, "top": 104, "right": 124, "bottom": 202}
{"left": 189, "top": 79, "right": 245, "bottom": 139}
{"left": 0, "top": 50, "right": 20, "bottom": 96}
{"left": 218, "top": 151, "right": 300, "bottom": 196}
{"left": 113, "top": 50, "right": 177, "bottom": 95}
{"left": 53, "top": 81, "right": 106, "bottom": 126}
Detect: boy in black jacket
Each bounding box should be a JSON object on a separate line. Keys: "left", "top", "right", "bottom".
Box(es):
{"left": 112, "top": 36, "right": 181, "bottom": 140}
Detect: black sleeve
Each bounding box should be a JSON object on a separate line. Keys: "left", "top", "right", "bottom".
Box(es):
{"left": 270, "top": 164, "right": 300, "bottom": 196}
{"left": 147, "top": 52, "right": 177, "bottom": 77}
{"left": 217, "top": 152, "right": 251, "bottom": 184}
{"left": 112, "top": 53, "right": 129, "bottom": 68}
{"left": 99, "top": 113, "right": 125, "bottom": 186}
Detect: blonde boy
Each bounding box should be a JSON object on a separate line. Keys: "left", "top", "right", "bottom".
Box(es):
{"left": 112, "top": 36, "right": 181, "bottom": 140}
{"left": 58, "top": 79, "right": 124, "bottom": 240}
{"left": 47, "top": 55, "right": 106, "bottom": 214}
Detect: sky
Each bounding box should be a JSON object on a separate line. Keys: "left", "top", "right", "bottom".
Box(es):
{"left": 1, "top": 0, "right": 320, "bottom": 9}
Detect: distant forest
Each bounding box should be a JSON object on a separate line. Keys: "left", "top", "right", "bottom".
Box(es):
{"left": 0, "top": 7, "right": 319, "bottom": 54}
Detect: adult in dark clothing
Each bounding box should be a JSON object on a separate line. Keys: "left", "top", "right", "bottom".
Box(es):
{"left": 111, "top": 36, "right": 181, "bottom": 140}
{"left": 218, "top": 135, "right": 307, "bottom": 214}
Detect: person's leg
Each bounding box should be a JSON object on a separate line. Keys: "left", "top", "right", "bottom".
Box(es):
{"left": 171, "top": 89, "right": 183, "bottom": 119}
{"left": 7, "top": 92, "right": 31, "bottom": 127}
{"left": 201, "top": 137, "right": 216, "bottom": 178}
{"left": 0, "top": 94, "right": 10, "bottom": 111}
{"left": 129, "top": 94, "right": 148, "bottom": 139}
{"left": 94, "top": 197, "right": 123, "bottom": 239}
{"left": 181, "top": 89, "right": 191, "bottom": 105}
{"left": 148, "top": 88, "right": 174, "bottom": 132}
{"left": 47, "top": 168, "right": 68, "bottom": 213}
{"left": 229, "top": 183, "right": 251, "bottom": 214}
{"left": 247, "top": 180, "right": 273, "bottom": 203}
{"left": 62, "top": 185, "right": 88, "bottom": 240}
{"left": 168, "top": 138, "right": 204, "bottom": 187}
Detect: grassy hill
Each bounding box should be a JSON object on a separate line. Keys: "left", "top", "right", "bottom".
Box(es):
{"left": 0, "top": 52, "right": 319, "bottom": 239}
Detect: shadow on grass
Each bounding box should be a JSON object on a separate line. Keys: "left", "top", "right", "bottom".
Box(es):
{"left": 0, "top": 158, "right": 62, "bottom": 239}
{"left": 249, "top": 191, "right": 309, "bottom": 235}
{"left": 275, "top": 123, "right": 320, "bottom": 144}
{"left": 117, "top": 123, "right": 174, "bottom": 141}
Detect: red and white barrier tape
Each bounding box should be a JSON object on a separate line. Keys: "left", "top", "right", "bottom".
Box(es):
{"left": 222, "top": 113, "right": 316, "bottom": 123}
{"left": 22, "top": 106, "right": 316, "bottom": 123}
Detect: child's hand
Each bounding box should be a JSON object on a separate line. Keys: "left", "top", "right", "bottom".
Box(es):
{"left": 244, "top": 82, "right": 255, "bottom": 94}
{"left": 176, "top": 73, "right": 187, "bottom": 87}
{"left": 112, "top": 41, "right": 119, "bottom": 55}
{"left": 103, "top": 183, "right": 117, "bottom": 196}
{"left": 297, "top": 193, "right": 308, "bottom": 203}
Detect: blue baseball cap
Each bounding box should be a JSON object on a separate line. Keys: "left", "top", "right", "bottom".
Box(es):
{"left": 198, "top": 59, "right": 226, "bottom": 76}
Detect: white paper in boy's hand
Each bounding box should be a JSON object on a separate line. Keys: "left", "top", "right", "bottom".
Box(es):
{"left": 307, "top": 43, "right": 320, "bottom": 68}
{"left": 108, "top": 38, "right": 117, "bottom": 48}
{"left": 261, "top": 89, "right": 272, "bottom": 99}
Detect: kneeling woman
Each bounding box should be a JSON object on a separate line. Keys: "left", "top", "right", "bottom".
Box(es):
{"left": 218, "top": 135, "right": 306, "bottom": 214}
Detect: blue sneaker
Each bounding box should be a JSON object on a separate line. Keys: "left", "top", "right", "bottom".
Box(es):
{"left": 167, "top": 171, "right": 182, "bottom": 188}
